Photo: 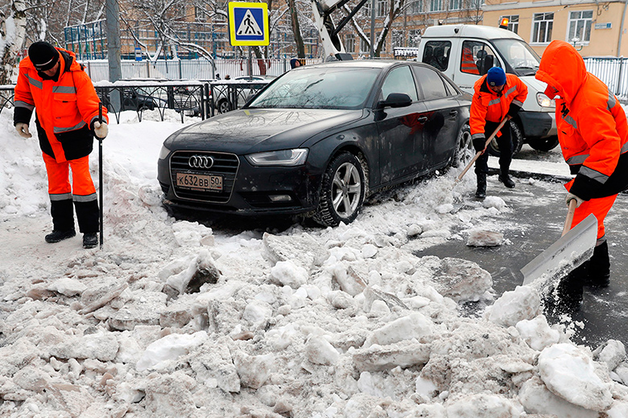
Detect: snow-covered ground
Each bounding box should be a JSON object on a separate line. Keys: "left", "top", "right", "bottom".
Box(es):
{"left": 1, "top": 108, "right": 628, "bottom": 417}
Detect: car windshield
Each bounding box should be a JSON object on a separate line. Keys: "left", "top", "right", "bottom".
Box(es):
{"left": 492, "top": 39, "right": 541, "bottom": 76}
{"left": 247, "top": 67, "right": 379, "bottom": 109}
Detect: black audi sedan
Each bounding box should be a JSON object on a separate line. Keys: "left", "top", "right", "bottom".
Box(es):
{"left": 157, "top": 60, "right": 472, "bottom": 226}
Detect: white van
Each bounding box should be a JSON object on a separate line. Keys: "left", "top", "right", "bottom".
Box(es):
{"left": 418, "top": 24, "right": 558, "bottom": 156}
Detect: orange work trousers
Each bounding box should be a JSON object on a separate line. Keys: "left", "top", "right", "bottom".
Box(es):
{"left": 566, "top": 179, "right": 617, "bottom": 242}
{"left": 43, "top": 153, "right": 96, "bottom": 198}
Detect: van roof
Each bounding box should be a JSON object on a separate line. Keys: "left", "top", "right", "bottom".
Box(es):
{"left": 422, "top": 24, "right": 523, "bottom": 41}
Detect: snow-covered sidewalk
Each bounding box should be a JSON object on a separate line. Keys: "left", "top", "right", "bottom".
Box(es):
{"left": 1, "top": 109, "right": 627, "bottom": 417}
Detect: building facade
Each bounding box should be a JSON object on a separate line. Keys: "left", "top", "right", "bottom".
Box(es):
{"left": 483, "top": 0, "right": 628, "bottom": 57}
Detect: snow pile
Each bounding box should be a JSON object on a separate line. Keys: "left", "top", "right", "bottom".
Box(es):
{"left": 1, "top": 108, "right": 628, "bottom": 417}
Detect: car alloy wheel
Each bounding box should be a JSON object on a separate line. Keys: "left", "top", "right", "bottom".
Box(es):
{"left": 314, "top": 152, "right": 367, "bottom": 227}
{"left": 217, "top": 99, "right": 232, "bottom": 114}
{"left": 452, "top": 123, "right": 473, "bottom": 168}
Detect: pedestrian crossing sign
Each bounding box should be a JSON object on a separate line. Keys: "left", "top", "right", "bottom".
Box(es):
{"left": 228, "top": 2, "right": 269, "bottom": 46}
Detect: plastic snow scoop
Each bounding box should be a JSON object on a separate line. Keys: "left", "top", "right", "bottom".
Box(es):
{"left": 521, "top": 199, "right": 597, "bottom": 287}
{"left": 456, "top": 117, "right": 509, "bottom": 182}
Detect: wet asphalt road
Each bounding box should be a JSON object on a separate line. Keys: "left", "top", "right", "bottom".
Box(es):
{"left": 420, "top": 145, "right": 628, "bottom": 351}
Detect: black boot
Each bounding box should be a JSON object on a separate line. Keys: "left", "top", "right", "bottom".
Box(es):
{"left": 74, "top": 199, "right": 99, "bottom": 234}
{"left": 584, "top": 241, "right": 610, "bottom": 288}
{"left": 83, "top": 233, "right": 98, "bottom": 249}
{"left": 498, "top": 170, "right": 515, "bottom": 188}
{"left": 475, "top": 174, "right": 487, "bottom": 199}
{"left": 45, "top": 229, "right": 76, "bottom": 243}
{"left": 47, "top": 199, "right": 75, "bottom": 243}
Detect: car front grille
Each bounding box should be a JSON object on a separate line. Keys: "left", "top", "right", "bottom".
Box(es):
{"left": 170, "top": 151, "right": 239, "bottom": 203}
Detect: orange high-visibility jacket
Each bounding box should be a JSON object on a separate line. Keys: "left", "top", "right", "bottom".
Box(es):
{"left": 14, "top": 48, "right": 108, "bottom": 163}
{"left": 536, "top": 40, "right": 628, "bottom": 200}
{"left": 470, "top": 73, "right": 527, "bottom": 141}
{"left": 461, "top": 47, "right": 479, "bottom": 75}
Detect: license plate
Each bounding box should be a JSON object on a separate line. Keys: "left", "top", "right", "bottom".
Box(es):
{"left": 175, "top": 172, "right": 223, "bottom": 191}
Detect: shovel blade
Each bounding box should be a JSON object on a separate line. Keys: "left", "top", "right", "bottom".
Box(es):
{"left": 521, "top": 214, "right": 597, "bottom": 287}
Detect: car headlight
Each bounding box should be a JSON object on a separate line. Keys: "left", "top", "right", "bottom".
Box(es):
{"left": 536, "top": 92, "right": 555, "bottom": 108}
{"left": 158, "top": 144, "right": 171, "bottom": 160}
{"left": 245, "top": 149, "right": 309, "bottom": 166}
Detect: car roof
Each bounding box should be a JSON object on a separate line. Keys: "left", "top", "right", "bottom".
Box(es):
{"left": 292, "top": 59, "right": 427, "bottom": 71}
{"left": 422, "top": 24, "right": 523, "bottom": 41}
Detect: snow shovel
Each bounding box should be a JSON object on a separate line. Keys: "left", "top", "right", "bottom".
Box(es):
{"left": 520, "top": 199, "right": 597, "bottom": 287}
{"left": 97, "top": 103, "right": 104, "bottom": 249}
{"left": 456, "top": 117, "right": 509, "bottom": 182}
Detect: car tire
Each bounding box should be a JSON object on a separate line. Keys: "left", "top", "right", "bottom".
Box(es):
{"left": 488, "top": 120, "right": 524, "bottom": 157}
{"left": 313, "top": 152, "right": 368, "bottom": 227}
{"left": 527, "top": 135, "right": 559, "bottom": 152}
{"left": 452, "top": 123, "right": 473, "bottom": 168}
{"left": 217, "top": 99, "right": 232, "bottom": 114}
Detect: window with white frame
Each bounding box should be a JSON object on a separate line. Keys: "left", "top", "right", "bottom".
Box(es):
{"left": 392, "top": 30, "right": 404, "bottom": 48}
{"left": 344, "top": 34, "right": 355, "bottom": 54}
{"left": 501, "top": 15, "right": 519, "bottom": 34}
{"left": 364, "top": 0, "right": 388, "bottom": 17}
{"left": 532, "top": 12, "right": 553, "bottom": 44}
{"left": 364, "top": 2, "right": 371, "bottom": 17}
{"left": 568, "top": 10, "right": 593, "bottom": 44}
{"left": 449, "top": 0, "right": 461, "bottom": 11}
{"left": 409, "top": 0, "right": 423, "bottom": 14}
{"left": 360, "top": 35, "right": 371, "bottom": 54}
{"left": 430, "top": 0, "right": 443, "bottom": 12}
{"left": 408, "top": 29, "right": 421, "bottom": 47}
{"left": 194, "top": 6, "right": 206, "bottom": 22}
{"left": 377, "top": 0, "right": 388, "bottom": 17}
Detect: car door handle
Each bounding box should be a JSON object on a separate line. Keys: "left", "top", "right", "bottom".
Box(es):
{"left": 417, "top": 116, "right": 428, "bottom": 123}
{"left": 449, "top": 110, "right": 458, "bottom": 117}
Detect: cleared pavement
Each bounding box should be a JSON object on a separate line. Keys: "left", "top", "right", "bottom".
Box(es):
{"left": 421, "top": 145, "right": 628, "bottom": 350}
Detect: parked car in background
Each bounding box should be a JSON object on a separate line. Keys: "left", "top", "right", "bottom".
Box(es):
{"left": 210, "top": 76, "right": 277, "bottom": 114}
{"left": 157, "top": 60, "right": 472, "bottom": 226}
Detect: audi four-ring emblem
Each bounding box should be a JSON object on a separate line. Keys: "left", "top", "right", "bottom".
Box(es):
{"left": 189, "top": 155, "right": 214, "bottom": 169}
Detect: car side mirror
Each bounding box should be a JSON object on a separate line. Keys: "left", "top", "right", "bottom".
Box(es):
{"left": 376, "top": 93, "right": 412, "bottom": 110}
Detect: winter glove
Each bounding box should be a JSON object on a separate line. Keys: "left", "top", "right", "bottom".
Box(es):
{"left": 15, "top": 123, "right": 32, "bottom": 138}
{"left": 508, "top": 103, "right": 521, "bottom": 118}
{"left": 93, "top": 121, "right": 108, "bottom": 139}
{"left": 565, "top": 192, "right": 585, "bottom": 208}
{"left": 473, "top": 135, "right": 487, "bottom": 153}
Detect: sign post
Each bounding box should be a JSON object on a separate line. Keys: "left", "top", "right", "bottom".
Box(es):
{"left": 228, "top": 2, "right": 270, "bottom": 79}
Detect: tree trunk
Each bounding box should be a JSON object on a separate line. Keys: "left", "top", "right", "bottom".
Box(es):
{"left": 0, "top": 0, "right": 28, "bottom": 85}
{"left": 287, "top": 0, "right": 305, "bottom": 58}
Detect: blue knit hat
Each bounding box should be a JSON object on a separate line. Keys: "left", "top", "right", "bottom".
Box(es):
{"left": 487, "top": 67, "right": 506, "bottom": 87}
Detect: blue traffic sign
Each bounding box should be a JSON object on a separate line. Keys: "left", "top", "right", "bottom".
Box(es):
{"left": 228, "top": 2, "right": 269, "bottom": 46}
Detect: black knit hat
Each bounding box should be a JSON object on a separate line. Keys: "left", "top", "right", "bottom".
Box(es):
{"left": 28, "top": 41, "right": 59, "bottom": 71}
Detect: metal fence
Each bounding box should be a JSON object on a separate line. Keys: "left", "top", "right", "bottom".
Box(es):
{"left": 2, "top": 57, "right": 628, "bottom": 123}
{"left": 583, "top": 57, "right": 628, "bottom": 99}
{"left": 0, "top": 80, "right": 272, "bottom": 124}
{"left": 81, "top": 58, "right": 321, "bottom": 82}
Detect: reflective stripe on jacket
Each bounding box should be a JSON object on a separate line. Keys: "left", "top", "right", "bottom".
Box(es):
{"left": 461, "top": 48, "right": 479, "bottom": 75}
{"left": 536, "top": 40, "right": 628, "bottom": 200}
{"left": 469, "top": 73, "right": 527, "bottom": 140}
{"left": 13, "top": 48, "right": 108, "bottom": 163}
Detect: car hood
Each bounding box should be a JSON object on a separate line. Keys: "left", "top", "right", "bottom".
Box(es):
{"left": 165, "top": 108, "right": 365, "bottom": 153}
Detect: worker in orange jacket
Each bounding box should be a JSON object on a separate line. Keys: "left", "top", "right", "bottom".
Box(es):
{"left": 13, "top": 41, "right": 109, "bottom": 249}
{"left": 470, "top": 67, "right": 528, "bottom": 199}
{"left": 536, "top": 40, "right": 628, "bottom": 313}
